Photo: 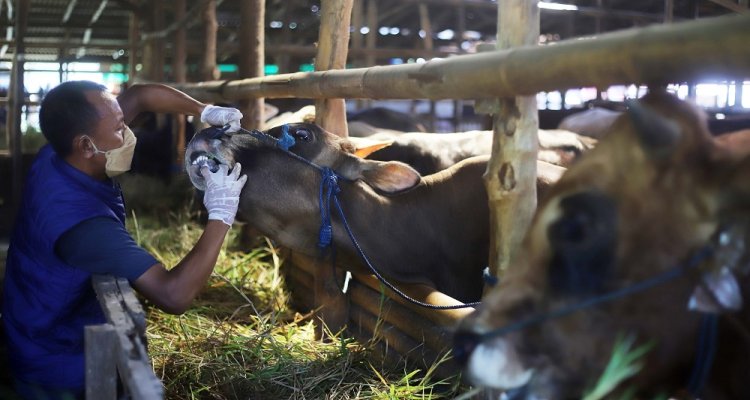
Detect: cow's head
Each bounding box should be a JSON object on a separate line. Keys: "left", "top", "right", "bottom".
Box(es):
{"left": 454, "top": 90, "right": 750, "bottom": 398}
{"left": 185, "top": 123, "right": 420, "bottom": 251}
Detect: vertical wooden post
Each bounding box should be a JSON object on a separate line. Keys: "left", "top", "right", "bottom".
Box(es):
{"left": 9, "top": 0, "right": 29, "bottom": 214}
{"left": 419, "top": 4, "right": 435, "bottom": 131}
{"left": 595, "top": 0, "right": 603, "bottom": 33}
{"left": 418, "top": 4, "right": 433, "bottom": 52}
{"left": 365, "top": 0, "right": 377, "bottom": 67}
{"left": 735, "top": 79, "right": 745, "bottom": 109}
{"left": 483, "top": 1, "right": 539, "bottom": 287}
{"left": 173, "top": 0, "right": 187, "bottom": 165}
{"left": 312, "top": 0, "right": 354, "bottom": 336}
{"left": 239, "top": 0, "right": 265, "bottom": 130}
{"left": 664, "top": 0, "right": 674, "bottom": 23}
{"left": 275, "top": 2, "right": 292, "bottom": 74}
{"left": 351, "top": 0, "right": 364, "bottom": 109}
{"left": 314, "top": 0, "right": 352, "bottom": 137}
{"left": 128, "top": 12, "right": 138, "bottom": 82}
{"left": 85, "top": 324, "right": 117, "bottom": 400}
{"left": 202, "top": 0, "right": 218, "bottom": 81}
{"left": 152, "top": 4, "right": 165, "bottom": 82}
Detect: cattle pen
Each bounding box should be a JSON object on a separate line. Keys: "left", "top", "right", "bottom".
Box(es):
{"left": 1, "top": 1, "right": 750, "bottom": 399}
{"left": 170, "top": 2, "right": 750, "bottom": 391}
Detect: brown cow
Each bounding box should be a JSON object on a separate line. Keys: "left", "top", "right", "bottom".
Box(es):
{"left": 352, "top": 129, "right": 596, "bottom": 175}
{"left": 454, "top": 91, "right": 750, "bottom": 399}
{"left": 185, "top": 123, "right": 565, "bottom": 303}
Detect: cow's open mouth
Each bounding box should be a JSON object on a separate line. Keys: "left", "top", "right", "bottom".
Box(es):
{"left": 190, "top": 152, "right": 222, "bottom": 173}
{"left": 186, "top": 151, "right": 228, "bottom": 191}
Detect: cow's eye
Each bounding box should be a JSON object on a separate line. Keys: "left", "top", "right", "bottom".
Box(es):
{"left": 293, "top": 128, "right": 312, "bottom": 141}
{"left": 547, "top": 191, "right": 617, "bottom": 295}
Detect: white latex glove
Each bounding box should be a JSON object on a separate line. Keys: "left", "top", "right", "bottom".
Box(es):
{"left": 200, "top": 105, "right": 243, "bottom": 133}
{"left": 201, "top": 163, "right": 247, "bottom": 226}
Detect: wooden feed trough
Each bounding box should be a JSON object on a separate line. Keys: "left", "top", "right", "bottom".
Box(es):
{"left": 284, "top": 251, "right": 474, "bottom": 378}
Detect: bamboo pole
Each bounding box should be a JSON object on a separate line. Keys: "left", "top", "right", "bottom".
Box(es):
{"left": 171, "top": 14, "right": 750, "bottom": 104}
{"left": 483, "top": 1, "right": 539, "bottom": 286}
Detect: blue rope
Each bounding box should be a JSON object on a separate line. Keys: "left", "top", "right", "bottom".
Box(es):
{"left": 318, "top": 167, "right": 339, "bottom": 248}
{"left": 332, "top": 195, "right": 481, "bottom": 310}
{"left": 278, "top": 124, "right": 296, "bottom": 151}
{"left": 687, "top": 314, "right": 719, "bottom": 397}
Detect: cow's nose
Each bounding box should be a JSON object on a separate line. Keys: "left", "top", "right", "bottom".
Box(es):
{"left": 452, "top": 330, "right": 483, "bottom": 366}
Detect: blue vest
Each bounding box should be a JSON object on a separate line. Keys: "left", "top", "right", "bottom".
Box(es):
{"left": 2, "top": 144, "right": 125, "bottom": 390}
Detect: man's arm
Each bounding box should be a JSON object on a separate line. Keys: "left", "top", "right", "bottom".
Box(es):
{"left": 117, "top": 83, "right": 244, "bottom": 131}
{"left": 132, "top": 220, "right": 229, "bottom": 314}
{"left": 117, "top": 83, "right": 205, "bottom": 124}
{"left": 133, "top": 163, "right": 246, "bottom": 314}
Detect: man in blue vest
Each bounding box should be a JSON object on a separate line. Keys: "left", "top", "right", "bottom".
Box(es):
{"left": 1, "top": 80, "right": 247, "bottom": 399}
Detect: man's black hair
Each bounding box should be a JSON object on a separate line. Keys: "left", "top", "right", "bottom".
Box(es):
{"left": 39, "top": 80, "right": 108, "bottom": 157}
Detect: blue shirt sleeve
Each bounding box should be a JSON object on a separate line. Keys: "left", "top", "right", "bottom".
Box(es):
{"left": 55, "top": 217, "right": 159, "bottom": 282}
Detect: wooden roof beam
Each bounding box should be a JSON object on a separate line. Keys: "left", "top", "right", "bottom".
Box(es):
{"left": 140, "top": 0, "right": 225, "bottom": 43}
{"left": 706, "top": 0, "right": 749, "bottom": 13}
{"left": 62, "top": 0, "right": 77, "bottom": 24}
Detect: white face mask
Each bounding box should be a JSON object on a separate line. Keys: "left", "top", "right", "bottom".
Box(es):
{"left": 86, "top": 126, "right": 137, "bottom": 177}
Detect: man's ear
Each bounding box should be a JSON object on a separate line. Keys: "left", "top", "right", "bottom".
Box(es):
{"left": 336, "top": 155, "right": 421, "bottom": 193}
{"left": 73, "top": 135, "right": 96, "bottom": 159}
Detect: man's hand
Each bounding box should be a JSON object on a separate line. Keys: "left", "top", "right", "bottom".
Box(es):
{"left": 201, "top": 163, "right": 247, "bottom": 226}
{"left": 201, "top": 105, "right": 243, "bottom": 133}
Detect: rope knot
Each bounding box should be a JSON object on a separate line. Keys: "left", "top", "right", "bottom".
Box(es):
{"left": 318, "top": 167, "right": 341, "bottom": 249}
{"left": 277, "top": 124, "right": 296, "bottom": 151}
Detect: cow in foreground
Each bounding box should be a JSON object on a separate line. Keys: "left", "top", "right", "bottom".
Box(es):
{"left": 184, "top": 123, "right": 565, "bottom": 303}
{"left": 454, "top": 90, "right": 750, "bottom": 399}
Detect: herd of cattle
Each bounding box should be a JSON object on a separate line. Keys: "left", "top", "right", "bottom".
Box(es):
{"left": 183, "top": 91, "right": 750, "bottom": 399}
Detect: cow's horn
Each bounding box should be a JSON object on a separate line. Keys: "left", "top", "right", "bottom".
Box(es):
{"left": 626, "top": 100, "right": 682, "bottom": 158}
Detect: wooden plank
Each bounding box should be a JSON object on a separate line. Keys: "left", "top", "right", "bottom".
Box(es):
{"left": 85, "top": 324, "right": 117, "bottom": 400}
{"left": 92, "top": 275, "right": 163, "bottom": 399}
{"left": 349, "top": 303, "right": 458, "bottom": 378}
{"left": 348, "top": 278, "right": 452, "bottom": 353}
{"left": 290, "top": 252, "right": 473, "bottom": 327}
{"left": 172, "top": 14, "right": 750, "bottom": 103}
{"left": 353, "top": 273, "right": 474, "bottom": 327}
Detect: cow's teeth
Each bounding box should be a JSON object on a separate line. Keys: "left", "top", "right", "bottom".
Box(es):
{"left": 191, "top": 155, "right": 210, "bottom": 165}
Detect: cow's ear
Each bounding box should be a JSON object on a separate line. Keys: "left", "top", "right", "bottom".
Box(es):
{"left": 626, "top": 100, "right": 682, "bottom": 160}
{"left": 339, "top": 158, "right": 421, "bottom": 193}
{"left": 351, "top": 139, "right": 394, "bottom": 158}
